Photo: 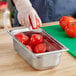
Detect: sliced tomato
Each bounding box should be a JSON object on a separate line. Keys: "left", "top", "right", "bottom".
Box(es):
{"left": 30, "top": 34, "right": 44, "bottom": 45}
{"left": 28, "top": 41, "right": 35, "bottom": 50}
{"left": 25, "top": 45, "right": 33, "bottom": 52}
{"left": 15, "top": 33, "right": 29, "bottom": 44}
{"left": 34, "top": 43, "right": 47, "bottom": 53}
{"left": 29, "top": 16, "right": 40, "bottom": 29}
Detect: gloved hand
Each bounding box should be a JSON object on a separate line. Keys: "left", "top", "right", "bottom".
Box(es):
{"left": 15, "top": 0, "right": 42, "bottom": 28}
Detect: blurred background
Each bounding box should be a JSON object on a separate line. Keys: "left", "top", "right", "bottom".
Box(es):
{"left": 0, "top": 0, "right": 15, "bottom": 12}
{"left": 0, "top": 0, "right": 15, "bottom": 29}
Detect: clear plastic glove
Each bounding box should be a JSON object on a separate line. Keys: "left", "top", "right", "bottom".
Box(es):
{"left": 15, "top": 0, "right": 42, "bottom": 28}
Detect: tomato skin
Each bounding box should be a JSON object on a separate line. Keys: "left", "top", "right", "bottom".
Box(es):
{"left": 65, "top": 22, "right": 76, "bottom": 37}
{"left": 59, "top": 16, "right": 76, "bottom": 30}
{"left": 29, "top": 16, "right": 40, "bottom": 29}
{"left": 25, "top": 45, "right": 33, "bottom": 52}
{"left": 15, "top": 33, "right": 29, "bottom": 44}
{"left": 34, "top": 43, "right": 47, "bottom": 53}
{"left": 30, "top": 34, "right": 44, "bottom": 45}
{"left": 28, "top": 41, "right": 35, "bottom": 49}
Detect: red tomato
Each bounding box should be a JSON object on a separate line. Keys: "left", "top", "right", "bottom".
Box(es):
{"left": 34, "top": 43, "right": 47, "bottom": 53}
{"left": 29, "top": 16, "right": 40, "bottom": 29}
{"left": 28, "top": 41, "right": 35, "bottom": 49}
{"left": 59, "top": 16, "right": 76, "bottom": 30}
{"left": 15, "top": 33, "right": 29, "bottom": 44}
{"left": 30, "top": 34, "right": 44, "bottom": 45}
{"left": 65, "top": 22, "right": 76, "bottom": 37}
{"left": 25, "top": 45, "right": 33, "bottom": 52}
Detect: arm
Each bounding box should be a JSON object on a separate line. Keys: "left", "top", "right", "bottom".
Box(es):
{"left": 12, "top": 0, "right": 42, "bottom": 28}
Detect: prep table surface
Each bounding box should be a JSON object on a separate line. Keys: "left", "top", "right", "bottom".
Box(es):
{"left": 0, "top": 21, "right": 76, "bottom": 76}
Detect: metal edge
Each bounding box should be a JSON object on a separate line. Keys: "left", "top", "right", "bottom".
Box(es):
{"left": 7, "top": 28, "right": 69, "bottom": 57}
{"left": 41, "top": 28, "right": 69, "bottom": 49}
{"left": 7, "top": 29, "right": 36, "bottom": 57}
{"left": 35, "top": 48, "right": 69, "bottom": 56}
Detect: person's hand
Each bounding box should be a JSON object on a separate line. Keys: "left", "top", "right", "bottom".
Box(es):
{"left": 15, "top": 0, "right": 42, "bottom": 28}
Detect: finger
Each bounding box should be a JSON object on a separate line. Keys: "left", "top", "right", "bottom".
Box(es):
{"left": 24, "top": 15, "right": 31, "bottom": 27}
{"left": 22, "top": 12, "right": 27, "bottom": 26}
{"left": 30, "top": 13, "right": 36, "bottom": 28}
{"left": 17, "top": 13, "right": 22, "bottom": 24}
{"left": 22, "top": 16, "right": 27, "bottom": 26}
{"left": 17, "top": 13, "right": 24, "bottom": 25}
{"left": 20, "top": 20, "right": 25, "bottom": 25}
{"left": 20, "top": 15, "right": 26, "bottom": 26}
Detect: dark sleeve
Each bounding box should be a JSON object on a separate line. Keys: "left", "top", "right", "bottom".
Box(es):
{"left": 11, "top": 0, "right": 15, "bottom": 6}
